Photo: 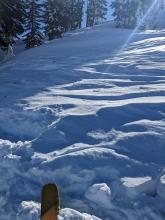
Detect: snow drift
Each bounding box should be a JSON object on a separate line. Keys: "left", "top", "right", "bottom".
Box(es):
{"left": 0, "top": 23, "right": 165, "bottom": 219}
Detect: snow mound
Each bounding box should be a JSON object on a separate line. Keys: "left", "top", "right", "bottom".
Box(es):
{"left": 157, "top": 175, "right": 165, "bottom": 200}
{"left": 0, "top": 108, "right": 55, "bottom": 141}
{"left": 85, "top": 183, "right": 111, "bottom": 208}
{"left": 0, "top": 24, "right": 165, "bottom": 220}
{"left": 59, "top": 208, "right": 101, "bottom": 220}
{"left": 17, "top": 202, "right": 101, "bottom": 220}
{"left": 121, "top": 176, "right": 155, "bottom": 198}
{"left": 17, "top": 201, "right": 40, "bottom": 220}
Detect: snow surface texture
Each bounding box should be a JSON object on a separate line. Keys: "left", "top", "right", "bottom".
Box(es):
{"left": 0, "top": 23, "right": 165, "bottom": 219}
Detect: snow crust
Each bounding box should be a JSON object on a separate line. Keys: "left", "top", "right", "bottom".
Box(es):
{"left": 0, "top": 23, "right": 165, "bottom": 219}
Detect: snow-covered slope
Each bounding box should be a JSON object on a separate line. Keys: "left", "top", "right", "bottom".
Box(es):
{"left": 0, "top": 23, "right": 165, "bottom": 220}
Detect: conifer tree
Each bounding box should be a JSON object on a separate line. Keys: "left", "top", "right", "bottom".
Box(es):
{"left": 137, "top": 0, "right": 156, "bottom": 28}
{"left": 44, "top": 0, "right": 84, "bottom": 40}
{"left": 67, "top": 0, "right": 84, "bottom": 30}
{"left": 86, "top": 0, "right": 95, "bottom": 27}
{"left": 86, "top": 0, "right": 108, "bottom": 27}
{"left": 24, "top": 0, "right": 44, "bottom": 48}
{"left": 160, "top": 0, "right": 165, "bottom": 9}
{"left": 0, "top": 0, "right": 25, "bottom": 48}
{"left": 44, "top": 0, "right": 63, "bottom": 40}
{"left": 44, "top": 0, "right": 58, "bottom": 40}
{"left": 111, "top": 0, "right": 139, "bottom": 29}
{"left": 76, "top": 0, "right": 84, "bottom": 29}
{"left": 138, "top": 0, "right": 154, "bottom": 16}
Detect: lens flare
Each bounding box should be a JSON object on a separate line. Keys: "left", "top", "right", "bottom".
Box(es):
{"left": 122, "top": 0, "right": 159, "bottom": 49}
{"left": 105, "top": 0, "right": 159, "bottom": 73}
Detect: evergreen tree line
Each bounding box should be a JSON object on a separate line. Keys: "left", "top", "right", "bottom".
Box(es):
{"left": 0, "top": 0, "right": 108, "bottom": 50}
{"left": 0, "top": 0, "right": 162, "bottom": 51}
{"left": 112, "top": 0, "right": 158, "bottom": 29}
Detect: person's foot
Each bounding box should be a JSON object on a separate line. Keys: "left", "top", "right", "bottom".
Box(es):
{"left": 41, "top": 206, "right": 59, "bottom": 220}
{"left": 41, "top": 183, "right": 60, "bottom": 220}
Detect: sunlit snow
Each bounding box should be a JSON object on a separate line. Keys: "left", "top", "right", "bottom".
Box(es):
{"left": 0, "top": 21, "right": 165, "bottom": 219}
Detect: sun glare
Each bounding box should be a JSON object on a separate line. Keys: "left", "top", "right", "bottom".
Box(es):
{"left": 122, "top": 0, "right": 159, "bottom": 49}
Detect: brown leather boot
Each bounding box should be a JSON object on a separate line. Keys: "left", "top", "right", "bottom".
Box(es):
{"left": 41, "top": 183, "right": 60, "bottom": 220}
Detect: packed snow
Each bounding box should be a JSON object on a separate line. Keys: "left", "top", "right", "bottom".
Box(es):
{"left": 0, "top": 22, "right": 165, "bottom": 220}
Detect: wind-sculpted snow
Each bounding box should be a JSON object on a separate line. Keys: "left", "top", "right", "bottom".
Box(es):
{"left": 0, "top": 24, "right": 165, "bottom": 219}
